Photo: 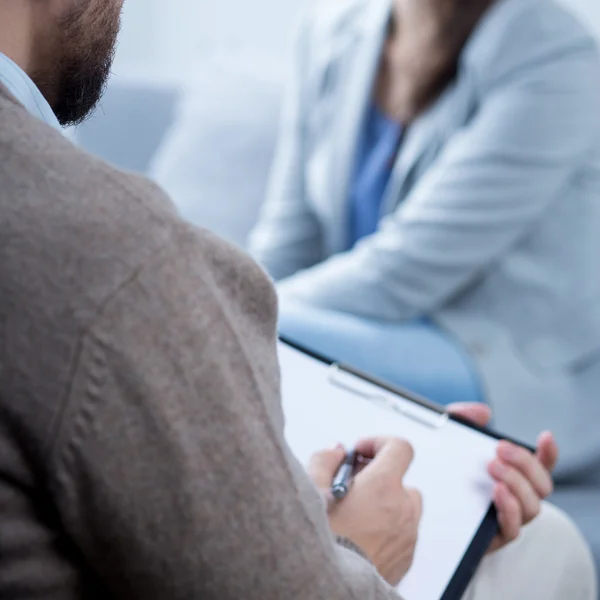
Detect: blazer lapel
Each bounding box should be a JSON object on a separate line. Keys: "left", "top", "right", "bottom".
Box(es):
{"left": 380, "top": 0, "right": 510, "bottom": 216}
{"left": 381, "top": 72, "right": 476, "bottom": 215}
{"left": 381, "top": 90, "right": 450, "bottom": 216}
{"left": 324, "top": 0, "right": 393, "bottom": 254}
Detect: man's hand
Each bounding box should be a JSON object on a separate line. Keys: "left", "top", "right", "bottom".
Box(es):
{"left": 448, "top": 403, "right": 558, "bottom": 552}
{"left": 308, "top": 438, "right": 422, "bottom": 587}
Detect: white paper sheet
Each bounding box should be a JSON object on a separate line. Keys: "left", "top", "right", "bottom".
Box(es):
{"left": 279, "top": 341, "right": 499, "bottom": 600}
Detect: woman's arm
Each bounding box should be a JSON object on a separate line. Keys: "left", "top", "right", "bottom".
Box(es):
{"left": 277, "top": 34, "right": 600, "bottom": 319}
{"left": 248, "top": 17, "right": 324, "bottom": 281}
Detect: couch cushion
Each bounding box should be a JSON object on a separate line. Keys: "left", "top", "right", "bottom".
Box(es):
{"left": 149, "top": 53, "right": 284, "bottom": 248}
{"left": 74, "top": 77, "right": 181, "bottom": 173}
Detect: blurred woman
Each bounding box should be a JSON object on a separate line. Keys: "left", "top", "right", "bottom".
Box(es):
{"left": 249, "top": 0, "right": 600, "bottom": 479}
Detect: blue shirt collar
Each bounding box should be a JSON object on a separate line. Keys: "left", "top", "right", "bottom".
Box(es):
{"left": 0, "top": 53, "right": 61, "bottom": 130}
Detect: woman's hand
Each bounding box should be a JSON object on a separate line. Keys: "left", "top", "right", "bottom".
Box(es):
{"left": 448, "top": 403, "right": 558, "bottom": 552}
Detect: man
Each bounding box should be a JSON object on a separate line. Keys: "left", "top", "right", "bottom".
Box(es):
{"left": 0, "top": 1, "right": 596, "bottom": 599}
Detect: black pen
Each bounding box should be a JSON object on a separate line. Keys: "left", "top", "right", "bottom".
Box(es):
{"left": 331, "top": 450, "right": 357, "bottom": 500}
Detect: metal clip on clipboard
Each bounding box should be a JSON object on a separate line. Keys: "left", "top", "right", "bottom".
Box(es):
{"left": 328, "top": 363, "right": 450, "bottom": 430}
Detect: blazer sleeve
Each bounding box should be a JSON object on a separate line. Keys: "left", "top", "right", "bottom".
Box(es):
{"left": 276, "top": 35, "right": 600, "bottom": 320}
{"left": 48, "top": 231, "right": 401, "bottom": 600}
{"left": 248, "top": 17, "right": 325, "bottom": 281}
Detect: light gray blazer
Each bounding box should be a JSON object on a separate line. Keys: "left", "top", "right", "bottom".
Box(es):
{"left": 249, "top": 0, "right": 600, "bottom": 480}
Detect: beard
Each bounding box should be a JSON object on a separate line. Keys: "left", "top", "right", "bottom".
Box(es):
{"left": 32, "top": 1, "right": 123, "bottom": 127}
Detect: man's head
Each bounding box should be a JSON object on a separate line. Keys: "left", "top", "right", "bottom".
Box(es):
{"left": 0, "top": 0, "right": 124, "bottom": 126}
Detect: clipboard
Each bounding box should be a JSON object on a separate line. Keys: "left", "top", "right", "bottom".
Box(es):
{"left": 278, "top": 336, "right": 534, "bottom": 600}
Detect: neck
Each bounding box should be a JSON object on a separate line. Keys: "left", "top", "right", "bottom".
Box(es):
{"left": 378, "top": 0, "right": 495, "bottom": 123}
{"left": 0, "top": 5, "right": 34, "bottom": 74}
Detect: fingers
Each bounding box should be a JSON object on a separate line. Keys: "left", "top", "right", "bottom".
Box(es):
{"left": 497, "top": 441, "right": 553, "bottom": 498}
{"left": 494, "top": 482, "right": 523, "bottom": 544}
{"left": 448, "top": 403, "right": 492, "bottom": 427}
{"left": 355, "top": 437, "right": 415, "bottom": 478}
{"left": 354, "top": 437, "right": 393, "bottom": 458}
{"left": 536, "top": 431, "right": 559, "bottom": 473}
{"left": 488, "top": 459, "right": 540, "bottom": 523}
{"left": 487, "top": 438, "right": 556, "bottom": 553}
{"left": 353, "top": 454, "right": 372, "bottom": 475}
{"left": 308, "top": 445, "right": 346, "bottom": 490}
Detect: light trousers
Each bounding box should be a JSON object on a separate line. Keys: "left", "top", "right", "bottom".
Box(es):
{"left": 278, "top": 301, "right": 482, "bottom": 406}
{"left": 466, "top": 503, "right": 597, "bottom": 600}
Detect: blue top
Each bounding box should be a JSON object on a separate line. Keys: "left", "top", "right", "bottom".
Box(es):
{"left": 348, "top": 104, "right": 403, "bottom": 248}
{"left": 0, "top": 53, "right": 61, "bottom": 130}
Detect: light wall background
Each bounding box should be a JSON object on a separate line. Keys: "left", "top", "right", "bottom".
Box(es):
{"left": 113, "top": 0, "right": 600, "bottom": 80}
{"left": 112, "top": 0, "right": 312, "bottom": 80}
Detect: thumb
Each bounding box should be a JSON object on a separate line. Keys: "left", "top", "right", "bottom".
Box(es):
{"left": 448, "top": 403, "right": 492, "bottom": 428}
{"left": 308, "top": 445, "right": 346, "bottom": 490}
{"left": 536, "top": 431, "right": 559, "bottom": 473}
